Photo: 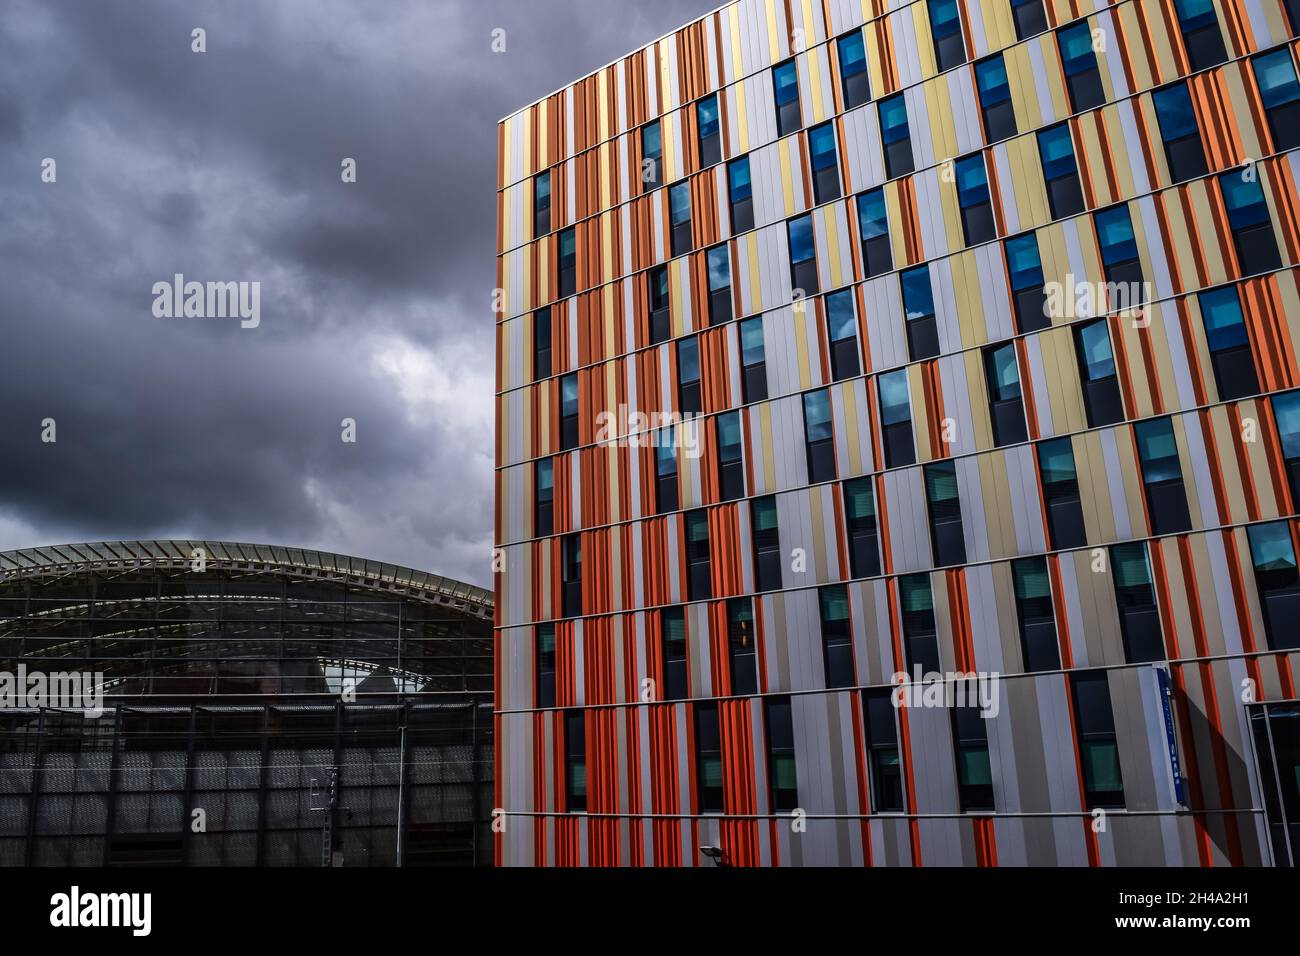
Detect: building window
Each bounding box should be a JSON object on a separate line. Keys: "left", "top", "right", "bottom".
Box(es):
{"left": 557, "top": 227, "right": 577, "bottom": 299}
{"left": 1247, "top": 521, "right": 1300, "bottom": 651}
{"left": 686, "top": 509, "right": 712, "bottom": 600}
{"left": 1252, "top": 49, "right": 1300, "bottom": 152}
{"left": 662, "top": 607, "right": 688, "bottom": 699}
{"left": 1074, "top": 319, "right": 1125, "bottom": 427}
{"left": 534, "top": 169, "right": 551, "bottom": 237}
{"left": 1094, "top": 203, "right": 1143, "bottom": 290}
{"left": 861, "top": 689, "right": 906, "bottom": 815}
{"left": 879, "top": 93, "right": 914, "bottom": 178}
{"left": 728, "top": 157, "right": 754, "bottom": 233}
{"left": 649, "top": 265, "right": 671, "bottom": 345}
{"left": 740, "top": 317, "right": 768, "bottom": 403}
{"left": 1037, "top": 122, "right": 1085, "bottom": 220}
{"left": 1110, "top": 542, "right": 1165, "bottom": 663}
{"left": 1070, "top": 671, "right": 1126, "bottom": 809}
{"left": 803, "top": 389, "right": 836, "bottom": 484}
{"left": 984, "top": 341, "right": 1028, "bottom": 447}
{"left": 717, "top": 411, "right": 744, "bottom": 502}
{"left": 1152, "top": 82, "right": 1208, "bottom": 184}
{"left": 975, "top": 54, "right": 1016, "bottom": 142}
{"left": 562, "top": 533, "right": 582, "bottom": 617}
{"left": 857, "top": 187, "right": 893, "bottom": 277}
{"left": 641, "top": 119, "right": 662, "bottom": 192}
{"left": 536, "top": 623, "right": 556, "bottom": 708}
{"left": 788, "top": 214, "right": 819, "bottom": 295}
{"left": 1273, "top": 390, "right": 1300, "bottom": 508}
{"left": 844, "top": 477, "right": 882, "bottom": 578}
{"left": 728, "top": 598, "right": 758, "bottom": 695}
{"left": 1174, "top": 0, "right": 1227, "bottom": 71}
{"left": 707, "top": 244, "right": 732, "bottom": 325}
{"left": 901, "top": 265, "right": 939, "bottom": 360}
{"left": 773, "top": 59, "right": 802, "bottom": 136}
{"left": 697, "top": 94, "right": 721, "bottom": 168}
{"left": 669, "top": 180, "right": 692, "bottom": 257}
{"left": 677, "top": 336, "right": 702, "bottom": 416}
{"left": 695, "top": 702, "right": 723, "bottom": 811}
{"left": 1005, "top": 232, "right": 1048, "bottom": 332}
{"left": 535, "top": 457, "right": 554, "bottom": 537}
{"left": 1057, "top": 21, "right": 1105, "bottom": 113}
{"left": 826, "top": 289, "right": 861, "bottom": 381}
{"left": 533, "top": 306, "right": 552, "bottom": 380}
{"left": 1037, "top": 437, "right": 1087, "bottom": 550}
{"left": 1013, "top": 557, "right": 1060, "bottom": 672}
{"left": 751, "top": 495, "right": 782, "bottom": 593}
{"left": 1219, "top": 171, "right": 1282, "bottom": 274}
{"left": 1135, "top": 416, "right": 1192, "bottom": 535}
{"left": 900, "top": 573, "right": 941, "bottom": 675}
{"left": 560, "top": 372, "right": 580, "bottom": 450}
{"left": 838, "top": 29, "right": 872, "bottom": 109}
{"left": 928, "top": 0, "right": 967, "bottom": 71}
{"left": 809, "top": 121, "right": 841, "bottom": 204}
{"left": 656, "top": 426, "right": 679, "bottom": 514}
{"left": 819, "top": 584, "right": 855, "bottom": 688}
{"left": 564, "top": 710, "right": 586, "bottom": 811}
{"left": 950, "top": 695, "right": 995, "bottom": 811}
{"left": 878, "top": 369, "right": 916, "bottom": 468}
{"left": 764, "top": 697, "right": 799, "bottom": 811}
{"left": 925, "top": 460, "right": 967, "bottom": 567}
{"left": 955, "top": 153, "right": 996, "bottom": 245}
{"left": 1287, "top": 0, "right": 1300, "bottom": 34}
{"left": 1199, "top": 286, "right": 1259, "bottom": 400}
{"left": 1010, "top": 0, "right": 1047, "bottom": 40}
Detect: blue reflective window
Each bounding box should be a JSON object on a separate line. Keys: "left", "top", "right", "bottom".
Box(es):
{"left": 670, "top": 182, "right": 691, "bottom": 225}
{"left": 1077, "top": 321, "right": 1116, "bottom": 380}
{"left": 1152, "top": 84, "right": 1199, "bottom": 142}
{"left": 1198, "top": 286, "right": 1249, "bottom": 352}
{"left": 840, "top": 31, "right": 868, "bottom": 78}
{"left": 1005, "top": 233, "right": 1044, "bottom": 291}
{"left": 879, "top": 94, "right": 910, "bottom": 144}
{"left": 1274, "top": 390, "right": 1300, "bottom": 459}
{"left": 1247, "top": 521, "right": 1298, "bottom": 573}
{"left": 774, "top": 60, "right": 800, "bottom": 105}
{"left": 707, "top": 246, "right": 730, "bottom": 291}
{"left": 1219, "top": 172, "right": 1271, "bottom": 230}
{"left": 1037, "top": 124, "right": 1077, "bottom": 181}
{"left": 788, "top": 215, "right": 816, "bottom": 264}
{"left": 1057, "top": 22, "right": 1098, "bottom": 77}
{"left": 809, "top": 123, "right": 838, "bottom": 171}
{"left": 803, "top": 390, "right": 833, "bottom": 442}
{"left": 643, "top": 120, "right": 662, "bottom": 156}
{"left": 878, "top": 370, "right": 911, "bottom": 424}
{"left": 1135, "top": 418, "right": 1183, "bottom": 485}
{"left": 858, "top": 188, "right": 889, "bottom": 240}
{"left": 929, "top": 0, "right": 963, "bottom": 40}
{"left": 741, "top": 317, "right": 765, "bottom": 366}
{"left": 901, "top": 266, "right": 934, "bottom": 322}
{"left": 827, "top": 290, "right": 856, "bottom": 341}
{"left": 1254, "top": 50, "right": 1300, "bottom": 109}
{"left": 975, "top": 55, "right": 1011, "bottom": 107}
{"left": 954, "top": 155, "right": 990, "bottom": 210}
{"left": 698, "top": 95, "right": 719, "bottom": 139}
{"left": 1094, "top": 206, "right": 1137, "bottom": 266}
{"left": 1173, "top": 0, "right": 1218, "bottom": 31}
{"left": 678, "top": 336, "right": 700, "bottom": 382}
{"left": 729, "top": 157, "right": 752, "bottom": 200}
{"left": 561, "top": 374, "right": 579, "bottom": 415}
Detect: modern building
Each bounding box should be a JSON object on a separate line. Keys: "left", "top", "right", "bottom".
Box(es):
{"left": 0, "top": 540, "right": 493, "bottom": 866}
{"left": 494, "top": 0, "right": 1300, "bottom": 866}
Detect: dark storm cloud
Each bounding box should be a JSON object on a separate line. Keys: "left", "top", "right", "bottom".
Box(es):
{"left": 0, "top": 0, "right": 711, "bottom": 583}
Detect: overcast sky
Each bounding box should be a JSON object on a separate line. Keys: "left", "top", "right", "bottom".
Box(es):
{"left": 0, "top": 0, "right": 710, "bottom": 585}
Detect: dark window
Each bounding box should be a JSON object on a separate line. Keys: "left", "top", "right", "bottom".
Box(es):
{"left": 929, "top": 0, "right": 968, "bottom": 71}
{"left": 536, "top": 623, "right": 556, "bottom": 708}
{"left": 535, "top": 457, "right": 554, "bottom": 537}
{"left": 1037, "top": 437, "right": 1087, "bottom": 549}
{"left": 809, "top": 121, "right": 841, "bottom": 204}
{"left": 975, "top": 54, "right": 1017, "bottom": 142}
{"left": 562, "top": 533, "right": 582, "bottom": 618}
{"left": 862, "top": 689, "right": 904, "bottom": 812}
{"left": 838, "top": 29, "right": 872, "bottom": 109}
{"left": 984, "top": 341, "right": 1028, "bottom": 447}
{"left": 857, "top": 188, "right": 893, "bottom": 277}
{"left": 925, "top": 460, "right": 967, "bottom": 567}
{"left": 1274, "top": 390, "right": 1300, "bottom": 509}
{"left": 565, "top": 710, "right": 586, "bottom": 811}
{"left": 1070, "top": 671, "right": 1126, "bottom": 809}
{"left": 641, "top": 120, "right": 662, "bottom": 192}
{"left": 1057, "top": 21, "right": 1105, "bottom": 113}
{"left": 844, "top": 477, "right": 882, "bottom": 578}
{"left": 1199, "top": 286, "right": 1258, "bottom": 400}
{"left": 655, "top": 426, "right": 679, "bottom": 514}
{"left": 1095, "top": 204, "right": 1143, "bottom": 291}
{"left": 1174, "top": 0, "right": 1227, "bottom": 71}
{"left": 729, "top": 157, "right": 754, "bottom": 233}
{"left": 1253, "top": 49, "right": 1300, "bottom": 152}
{"left": 900, "top": 573, "right": 940, "bottom": 676}
{"left": 879, "top": 94, "right": 914, "bottom": 178}
{"left": 820, "top": 584, "right": 855, "bottom": 688}
{"left": 1287, "top": 0, "right": 1300, "bottom": 34}
{"left": 773, "top": 59, "right": 802, "bottom": 136}
{"left": 1111, "top": 542, "right": 1165, "bottom": 663}
{"left": 826, "top": 289, "right": 861, "bottom": 381}
{"left": 670, "top": 180, "right": 692, "bottom": 257}
{"left": 728, "top": 598, "right": 758, "bottom": 695}
{"left": 649, "top": 265, "right": 671, "bottom": 344}
{"left": 902, "top": 265, "right": 939, "bottom": 360}
{"left": 1247, "top": 521, "right": 1300, "bottom": 651}
{"left": 1005, "top": 232, "right": 1049, "bottom": 332}
{"left": 662, "top": 607, "right": 688, "bottom": 699}
{"left": 764, "top": 697, "right": 799, "bottom": 811}
{"left": 697, "top": 94, "right": 721, "bottom": 168}
{"left": 1135, "top": 417, "right": 1192, "bottom": 535}
{"left": 533, "top": 306, "right": 552, "bottom": 381}
{"left": 560, "top": 372, "right": 580, "bottom": 450}
{"left": 1220, "top": 170, "right": 1282, "bottom": 274}
{"left": 1010, "top": 0, "right": 1047, "bottom": 40}
{"left": 803, "top": 389, "right": 836, "bottom": 484}
{"left": 751, "top": 495, "right": 782, "bottom": 593}
{"left": 677, "top": 336, "right": 702, "bottom": 416}
{"left": 717, "top": 410, "right": 745, "bottom": 502}
{"left": 788, "top": 214, "right": 819, "bottom": 295}
{"left": 695, "top": 702, "right": 724, "bottom": 811}
{"left": 956, "top": 153, "right": 997, "bottom": 245}
{"left": 1152, "top": 82, "right": 1208, "bottom": 184}
{"left": 879, "top": 369, "right": 916, "bottom": 467}
{"left": 707, "top": 245, "right": 732, "bottom": 324}
{"left": 1074, "top": 319, "right": 1125, "bottom": 427}
{"left": 1037, "top": 123, "right": 1085, "bottom": 219}
{"left": 686, "top": 509, "right": 712, "bottom": 601}
{"left": 557, "top": 227, "right": 577, "bottom": 299}
{"left": 1013, "top": 557, "right": 1060, "bottom": 672}
{"left": 951, "top": 695, "right": 995, "bottom": 811}
{"left": 740, "top": 317, "right": 768, "bottom": 402}
{"left": 534, "top": 169, "right": 552, "bottom": 237}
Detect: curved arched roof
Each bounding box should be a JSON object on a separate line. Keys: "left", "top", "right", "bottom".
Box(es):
{"left": 0, "top": 540, "right": 492, "bottom": 621}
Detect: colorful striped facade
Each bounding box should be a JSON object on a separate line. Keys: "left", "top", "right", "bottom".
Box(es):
{"left": 494, "top": 0, "right": 1300, "bottom": 866}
